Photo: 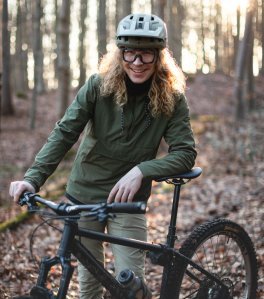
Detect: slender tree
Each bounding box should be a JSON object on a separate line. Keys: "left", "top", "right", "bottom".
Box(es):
{"left": 57, "top": 0, "right": 71, "bottom": 117}
{"left": 214, "top": 0, "right": 222, "bottom": 72}
{"left": 2, "top": 0, "right": 14, "bottom": 116}
{"left": 166, "top": 0, "right": 184, "bottom": 66}
{"left": 30, "top": 0, "right": 43, "bottom": 129}
{"left": 78, "top": 0, "right": 88, "bottom": 89}
{"left": 261, "top": 0, "right": 264, "bottom": 74}
{"left": 15, "top": 0, "right": 28, "bottom": 96}
{"left": 97, "top": 0, "right": 107, "bottom": 61}
{"left": 0, "top": 0, "right": 2, "bottom": 129}
{"left": 151, "top": 0, "right": 166, "bottom": 19}
{"left": 116, "top": 0, "right": 132, "bottom": 27}
{"left": 234, "top": 0, "right": 257, "bottom": 120}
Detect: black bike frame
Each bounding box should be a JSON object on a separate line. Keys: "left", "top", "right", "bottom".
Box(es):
{"left": 33, "top": 179, "right": 228, "bottom": 299}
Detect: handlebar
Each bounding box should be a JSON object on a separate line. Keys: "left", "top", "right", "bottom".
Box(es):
{"left": 19, "top": 192, "right": 147, "bottom": 217}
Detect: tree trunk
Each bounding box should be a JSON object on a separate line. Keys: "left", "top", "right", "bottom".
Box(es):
{"left": 246, "top": 31, "right": 255, "bottom": 111}
{"left": 214, "top": 0, "right": 222, "bottom": 72}
{"left": 0, "top": 0, "right": 2, "bottom": 129}
{"left": 78, "top": 0, "right": 88, "bottom": 89}
{"left": 166, "top": 0, "right": 184, "bottom": 66}
{"left": 261, "top": 0, "right": 264, "bottom": 75}
{"left": 2, "top": 0, "right": 14, "bottom": 116}
{"left": 57, "top": 0, "right": 71, "bottom": 117}
{"left": 53, "top": 0, "right": 59, "bottom": 80}
{"left": 200, "top": 0, "right": 206, "bottom": 68}
{"left": 233, "top": 7, "right": 241, "bottom": 72}
{"left": 115, "top": 0, "right": 132, "bottom": 28}
{"left": 234, "top": 0, "right": 256, "bottom": 120}
{"left": 151, "top": 0, "right": 166, "bottom": 19}
{"left": 30, "top": 0, "right": 43, "bottom": 129}
{"left": 97, "top": 0, "right": 107, "bottom": 61}
{"left": 15, "top": 0, "right": 28, "bottom": 97}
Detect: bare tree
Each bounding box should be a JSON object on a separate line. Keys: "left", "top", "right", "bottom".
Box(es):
{"left": 97, "top": 0, "right": 107, "bottom": 61}
{"left": 166, "top": 0, "right": 184, "bottom": 66}
{"left": 234, "top": 0, "right": 257, "bottom": 120}
{"left": 116, "top": 0, "right": 132, "bottom": 27}
{"left": 2, "top": 0, "right": 14, "bottom": 116}
{"left": 214, "top": 0, "right": 222, "bottom": 72}
{"left": 57, "top": 0, "right": 71, "bottom": 117}
{"left": 151, "top": 0, "right": 166, "bottom": 19}
{"left": 0, "top": 0, "right": 2, "bottom": 129}
{"left": 261, "top": 0, "right": 264, "bottom": 75}
{"left": 30, "top": 0, "right": 43, "bottom": 129}
{"left": 14, "top": 0, "right": 28, "bottom": 97}
{"left": 78, "top": 0, "right": 88, "bottom": 89}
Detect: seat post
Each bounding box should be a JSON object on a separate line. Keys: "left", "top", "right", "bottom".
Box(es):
{"left": 166, "top": 180, "right": 182, "bottom": 248}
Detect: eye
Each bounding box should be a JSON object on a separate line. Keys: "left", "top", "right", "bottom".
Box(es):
{"left": 125, "top": 50, "right": 136, "bottom": 55}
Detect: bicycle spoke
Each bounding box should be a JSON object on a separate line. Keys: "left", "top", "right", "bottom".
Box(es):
{"left": 178, "top": 234, "right": 253, "bottom": 298}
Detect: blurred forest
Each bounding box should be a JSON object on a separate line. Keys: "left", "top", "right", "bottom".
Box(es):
{"left": 0, "top": 0, "right": 263, "bottom": 298}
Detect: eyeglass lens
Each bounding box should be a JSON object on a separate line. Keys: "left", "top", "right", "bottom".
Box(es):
{"left": 123, "top": 49, "right": 156, "bottom": 64}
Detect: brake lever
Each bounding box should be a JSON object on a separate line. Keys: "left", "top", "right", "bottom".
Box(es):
{"left": 18, "top": 192, "right": 39, "bottom": 211}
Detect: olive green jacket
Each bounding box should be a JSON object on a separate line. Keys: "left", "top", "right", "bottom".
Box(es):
{"left": 24, "top": 74, "right": 196, "bottom": 203}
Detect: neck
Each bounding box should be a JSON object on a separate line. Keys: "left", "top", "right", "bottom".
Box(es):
{"left": 125, "top": 75, "right": 153, "bottom": 95}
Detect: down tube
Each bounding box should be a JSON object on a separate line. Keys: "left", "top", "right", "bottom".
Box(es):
{"left": 71, "top": 239, "right": 129, "bottom": 298}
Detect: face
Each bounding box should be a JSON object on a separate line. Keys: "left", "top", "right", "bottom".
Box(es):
{"left": 122, "top": 48, "right": 157, "bottom": 84}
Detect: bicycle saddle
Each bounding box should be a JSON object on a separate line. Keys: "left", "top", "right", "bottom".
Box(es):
{"left": 154, "top": 167, "right": 202, "bottom": 182}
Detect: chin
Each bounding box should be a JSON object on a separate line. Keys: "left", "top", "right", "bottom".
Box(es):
{"left": 129, "top": 74, "right": 149, "bottom": 84}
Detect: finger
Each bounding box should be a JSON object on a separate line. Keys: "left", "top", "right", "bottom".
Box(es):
{"left": 14, "top": 190, "right": 22, "bottom": 203}
{"left": 114, "top": 187, "right": 125, "bottom": 203}
{"left": 127, "top": 191, "right": 135, "bottom": 203}
{"left": 107, "top": 184, "right": 119, "bottom": 203}
{"left": 9, "top": 182, "right": 14, "bottom": 196}
{"left": 120, "top": 189, "right": 130, "bottom": 203}
{"left": 14, "top": 185, "right": 26, "bottom": 203}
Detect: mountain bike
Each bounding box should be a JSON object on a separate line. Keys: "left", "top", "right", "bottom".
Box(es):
{"left": 14, "top": 167, "right": 258, "bottom": 299}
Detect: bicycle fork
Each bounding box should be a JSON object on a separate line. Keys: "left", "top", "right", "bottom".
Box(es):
{"left": 31, "top": 219, "right": 76, "bottom": 299}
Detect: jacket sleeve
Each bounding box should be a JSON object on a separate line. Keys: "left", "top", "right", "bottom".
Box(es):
{"left": 137, "top": 94, "right": 197, "bottom": 178}
{"left": 24, "top": 75, "right": 99, "bottom": 191}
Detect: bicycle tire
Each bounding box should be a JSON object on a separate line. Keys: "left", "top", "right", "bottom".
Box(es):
{"left": 174, "top": 218, "right": 258, "bottom": 299}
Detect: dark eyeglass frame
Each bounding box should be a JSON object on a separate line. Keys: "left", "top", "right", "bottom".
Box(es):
{"left": 122, "top": 48, "right": 157, "bottom": 64}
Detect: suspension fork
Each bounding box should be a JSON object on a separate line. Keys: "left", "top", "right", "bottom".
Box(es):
{"left": 35, "top": 219, "right": 77, "bottom": 299}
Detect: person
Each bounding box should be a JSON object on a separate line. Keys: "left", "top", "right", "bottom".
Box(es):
{"left": 9, "top": 13, "right": 196, "bottom": 299}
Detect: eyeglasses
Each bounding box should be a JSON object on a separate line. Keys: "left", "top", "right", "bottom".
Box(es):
{"left": 122, "top": 49, "right": 156, "bottom": 64}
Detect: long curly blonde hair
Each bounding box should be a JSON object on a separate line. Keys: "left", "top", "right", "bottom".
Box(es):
{"left": 98, "top": 47, "right": 186, "bottom": 117}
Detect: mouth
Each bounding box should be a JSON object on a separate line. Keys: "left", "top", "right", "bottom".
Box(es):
{"left": 129, "top": 68, "right": 146, "bottom": 74}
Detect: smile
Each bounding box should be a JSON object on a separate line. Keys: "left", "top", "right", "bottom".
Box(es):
{"left": 130, "top": 68, "right": 146, "bottom": 73}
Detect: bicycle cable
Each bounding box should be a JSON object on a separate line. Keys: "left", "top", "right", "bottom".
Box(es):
{"left": 28, "top": 209, "right": 104, "bottom": 268}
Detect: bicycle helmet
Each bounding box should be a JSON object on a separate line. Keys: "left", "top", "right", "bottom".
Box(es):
{"left": 116, "top": 13, "right": 167, "bottom": 49}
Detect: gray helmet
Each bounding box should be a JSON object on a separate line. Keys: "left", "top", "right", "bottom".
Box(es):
{"left": 116, "top": 13, "right": 167, "bottom": 49}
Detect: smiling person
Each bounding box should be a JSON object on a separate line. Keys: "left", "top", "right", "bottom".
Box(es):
{"left": 9, "top": 13, "right": 196, "bottom": 299}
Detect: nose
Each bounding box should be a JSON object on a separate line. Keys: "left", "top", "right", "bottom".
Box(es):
{"left": 133, "top": 56, "right": 143, "bottom": 65}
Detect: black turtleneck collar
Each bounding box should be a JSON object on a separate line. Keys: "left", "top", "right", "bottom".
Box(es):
{"left": 125, "top": 75, "right": 153, "bottom": 95}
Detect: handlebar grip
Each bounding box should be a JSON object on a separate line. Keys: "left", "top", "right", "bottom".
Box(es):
{"left": 108, "top": 202, "right": 147, "bottom": 214}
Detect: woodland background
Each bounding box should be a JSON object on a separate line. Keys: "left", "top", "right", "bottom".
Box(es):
{"left": 0, "top": 0, "right": 263, "bottom": 298}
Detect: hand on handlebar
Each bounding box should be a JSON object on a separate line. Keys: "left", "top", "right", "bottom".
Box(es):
{"left": 9, "top": 181, "right": 36, "bottom": 203}
{"left": 107, "top": 166, "right": 143, "bottom": 203}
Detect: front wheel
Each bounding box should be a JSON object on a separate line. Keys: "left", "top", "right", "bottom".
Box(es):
{"left": 174, "top": 218, "right": 258, "bottom": 299}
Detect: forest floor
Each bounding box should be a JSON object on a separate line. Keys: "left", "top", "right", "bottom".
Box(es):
{"left": 0, "top": 73, "right": 263, "bottom": 298}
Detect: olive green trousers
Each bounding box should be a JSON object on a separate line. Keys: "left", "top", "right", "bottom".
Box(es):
{"left": 77, "top": 213, "right": 147, "bottom": 299}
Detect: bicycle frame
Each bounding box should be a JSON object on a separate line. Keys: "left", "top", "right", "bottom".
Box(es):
{"left": 31, "top": 178, "right": 229, "bottom": 299}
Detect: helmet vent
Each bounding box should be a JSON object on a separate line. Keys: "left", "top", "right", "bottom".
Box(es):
{"left": 139, "top": 17, "right": 144, "bottom": 21}
{"left": 150, "top": 22, "right": 158, "bottom": 31}
{"left": 137, "top": 22, "right": 143, "bottom": 29}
